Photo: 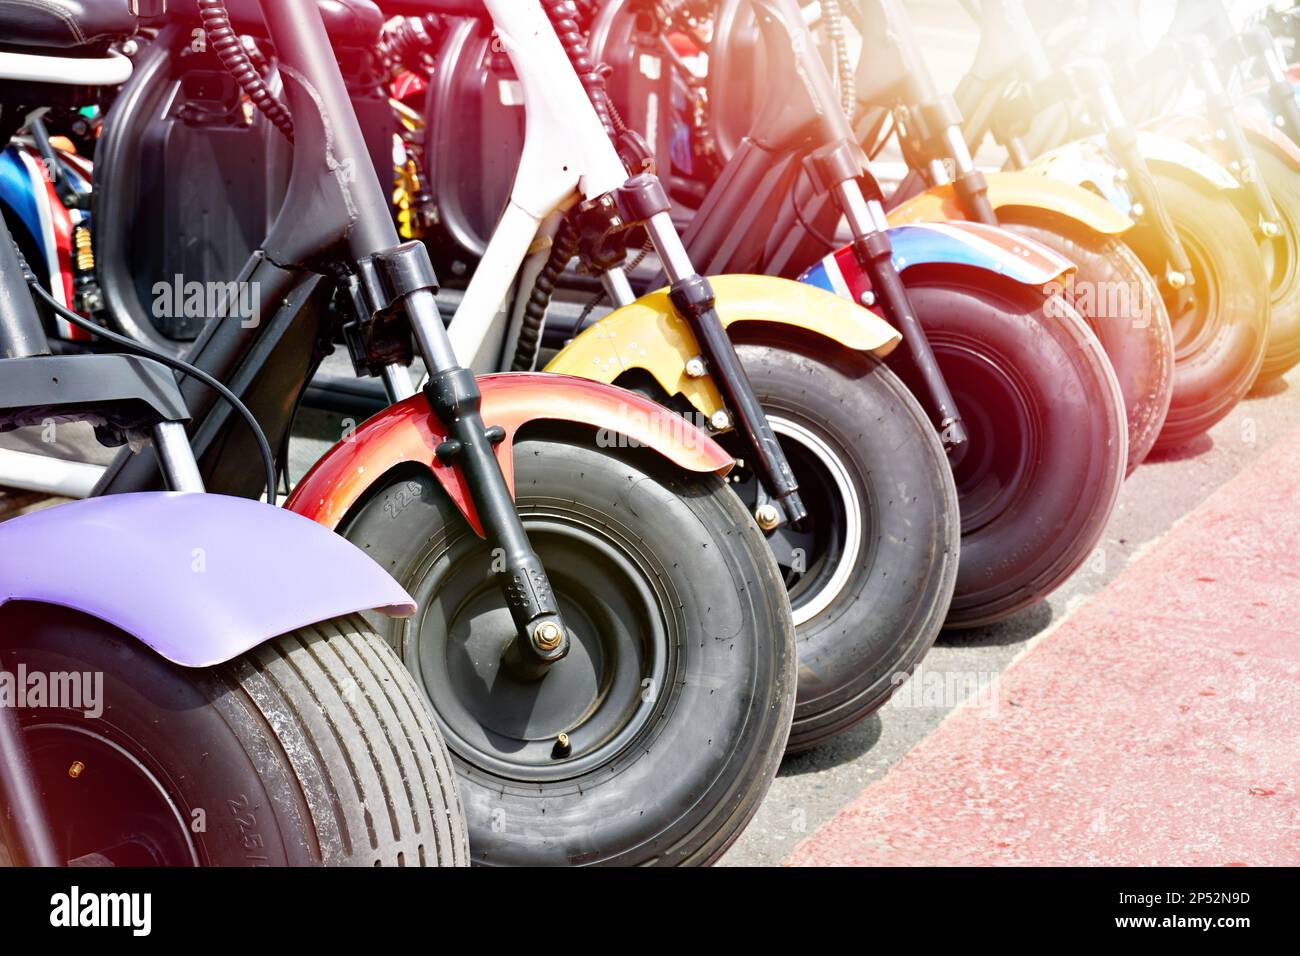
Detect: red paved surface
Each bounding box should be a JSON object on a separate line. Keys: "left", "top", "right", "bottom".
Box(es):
{"left": 789, "top": 427, "right": 1300, "bottom": 866}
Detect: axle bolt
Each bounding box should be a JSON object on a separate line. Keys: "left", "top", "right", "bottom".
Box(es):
{"left": 533, "top": 621, "right": 564, "bottom": 652}
{"left": 68, "top": 761, "right": 85, "bottom": 779}
{"left": 755, "top": 504, "right": 781, "bottom": 531}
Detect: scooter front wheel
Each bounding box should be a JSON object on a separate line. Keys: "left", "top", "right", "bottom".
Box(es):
{"left": 996, "top": 213, "right": 1174, "bottom": 474}
{"left": 0, "top": 603, "right": 468, "bottom": 866}
{"left": 1125, "top": 173, "right": 1269, "bottom": 447}
{"left": 340, "top": 431, "right": 796, "bottom": 866}
{"left": 890, "top": 273, "right": 1127, "bottom": 629}
{"left": 718, "top": 331, "right": 959, "bottom": 753}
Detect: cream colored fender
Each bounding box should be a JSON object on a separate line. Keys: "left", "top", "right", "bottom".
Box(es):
{"left": 545, "top": 275, "right": 900, "bottom": 417}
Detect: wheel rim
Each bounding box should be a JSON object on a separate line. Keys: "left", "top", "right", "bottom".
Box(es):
{"left": 1169, "top": 229, "right": 1221, "bottom": 360}
{"left": 405, "top": 514, "right": 675, "bottom": 783}
{"left": 938, "top": 338, "right": 1040, "bottom": 535}
{"left": 26, "top": 722, "right": 199, "bottom": 866}
{"left": 722, "top": 416, "right": 864, "bottom": 627}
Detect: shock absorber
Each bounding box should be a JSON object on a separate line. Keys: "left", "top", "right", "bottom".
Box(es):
{"left": 378, "top": 14, "right": 444, "bottom": 79}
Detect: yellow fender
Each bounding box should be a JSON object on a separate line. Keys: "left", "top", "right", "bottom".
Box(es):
{"left": 887, "top": 170, "right": 1132, "bottom": 236}
{"left": 544, "top": 274, "right": 900, "bottom": 417}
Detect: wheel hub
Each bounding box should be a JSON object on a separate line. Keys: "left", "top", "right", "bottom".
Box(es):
{"left": 408, "top": 518, "right": 671, "bottom": 783}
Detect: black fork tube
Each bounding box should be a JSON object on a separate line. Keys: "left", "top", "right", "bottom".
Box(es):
{"left": 257, "top": 0, "right": 567, "bottom": 664}
{"left": 1189, "top": 40, "right": 1281, "bottom": 233}
{"left": 1087, "top": 80, "right": 1195, "bottom": 298}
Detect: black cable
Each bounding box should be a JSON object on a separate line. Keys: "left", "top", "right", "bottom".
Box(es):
{"left": 14, "top": 251, "right": 278, "bottom": 503}
{"left": 788, "top": 166, "right": 846, "bottom": 251}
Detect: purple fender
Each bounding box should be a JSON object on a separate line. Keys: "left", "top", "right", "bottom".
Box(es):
{"left": 0, "top": 493, "right": 415, "bottom": 668}
{"left": 798, "top": 220, "right": 1073, "bottom": 302}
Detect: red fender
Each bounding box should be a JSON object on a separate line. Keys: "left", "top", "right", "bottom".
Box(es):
{"left": 285, "top": 372, "right": 734, "bottom": 535}
{"left": 1143, "top": 110, "right": 1300, "bottom": 169}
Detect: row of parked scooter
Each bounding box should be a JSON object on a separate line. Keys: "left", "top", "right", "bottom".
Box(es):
{"left": 0, "top": 0, "right": 1295, "bottom": 866}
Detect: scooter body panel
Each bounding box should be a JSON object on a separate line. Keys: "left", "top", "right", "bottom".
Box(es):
{"left": 543, "top": 275, "right": 902, "bottom": 419}
{"left": 888, "top": 168, "right": 1133, "bottom": 235}
{"left": 285, "top": 373, "right": 734, "bottom": 536}
{"left": 0, "top": 493, "right": 416, "bottom": 668}
{"left": 798, "top": 221, "right": 1074, "bottom": 304}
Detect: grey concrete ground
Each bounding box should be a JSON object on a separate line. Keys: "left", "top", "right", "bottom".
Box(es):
{"left": 720, "top": 367, "right": 1300, "bottom": 866}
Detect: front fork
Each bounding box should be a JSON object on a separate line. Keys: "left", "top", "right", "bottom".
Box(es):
{"left": 1188, "top": 40, "right": 1282, "bottom": 239}
{"left": 361, "top": 246, "right": 569, "bottom": 669}
{"left": 1089, "top": 81, "right": 1196, "bottom": 314}
{"left": 1245, "top": 26, "right": 1300, "bottom": 147}
{"left": 595, "top": 177, "right": 808, "bottom": 527}
{"left": 811, "top": 141, "right": 968, "bottom": 451}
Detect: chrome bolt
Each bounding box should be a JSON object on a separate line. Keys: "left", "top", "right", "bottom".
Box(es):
{"left": 859, "top": 290, "right": 876, "bottom": 307}
{"left": 755, "top": 504, "right": 780, "bottom": 531}
{"left": 709, "top": 409, "right": 731, "bottom": 430}
{"left": 1131, "top": 202, "right": 1145, "bottom": 218}
{"left": 685, "top": 356, "right": 707, "bottom": 378}
{"left": 1262, "top": 220, "right": 1282, "bottom": 238}
{"left": 1167, "top": 271, "right": 1186, "bottom": 290}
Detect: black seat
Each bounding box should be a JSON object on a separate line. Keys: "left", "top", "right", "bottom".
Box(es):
{"left": 0, "top": 0, "right": 137, "bottom": 54}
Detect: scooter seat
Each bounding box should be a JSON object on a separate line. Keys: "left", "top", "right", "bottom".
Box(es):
{"left": 161, "top": 0, "right": 384, "bottom": 46}
{"left": 0, "top": 0, "right": 137, "bottom": 55}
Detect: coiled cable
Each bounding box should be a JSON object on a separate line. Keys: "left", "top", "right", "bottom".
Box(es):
{"left": 197, "top": 0, "right": 294, "bottom": 142}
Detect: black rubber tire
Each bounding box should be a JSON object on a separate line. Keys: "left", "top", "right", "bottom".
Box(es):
{"left": 1123, "top": 172, "right": 1268, "bottom": 448}
{"left": 889, "top": 273, "right": 1127, "bottom": 628}
{"left": 0, "top": 603, "right": 468, "bottom": 867}
{"left": 996, "top": 213, "right": 1174, "bottom": 474}
{"left": 723, "top": 331, "right": 959, "bottom": 753}
{"left": 340, "top": 432, "right": 796, "bottom": 866}
{"left": 1252, "top": 144, "right": 1300, "bottom": 382}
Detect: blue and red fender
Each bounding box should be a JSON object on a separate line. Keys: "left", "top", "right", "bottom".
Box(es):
{"left": 797, "top": 220, "right": 1073, "bottom": 304}
{"left": 0, "top": 493, "right": 416, "bottom": 668}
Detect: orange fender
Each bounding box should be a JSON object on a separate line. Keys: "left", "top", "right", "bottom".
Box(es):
{"left": 888, "top": 170, "right": 1133, "bottom": 235}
